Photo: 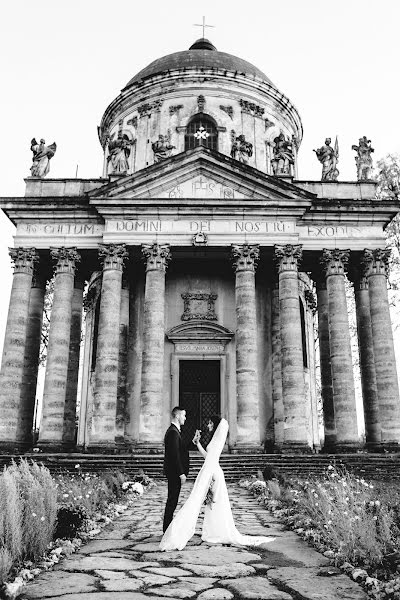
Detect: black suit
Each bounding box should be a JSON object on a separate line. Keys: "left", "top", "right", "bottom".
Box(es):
{"left": 163, "top": 424, "right": 189, "bottom": 532}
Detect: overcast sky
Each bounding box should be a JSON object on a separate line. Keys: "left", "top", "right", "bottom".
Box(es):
{"left": 0, "top": 0, "right": 399, "bottom": 361}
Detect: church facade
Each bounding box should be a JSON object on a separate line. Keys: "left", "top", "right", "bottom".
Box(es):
{"left": 0, "top": 38, "right": 399, "bottom": 454}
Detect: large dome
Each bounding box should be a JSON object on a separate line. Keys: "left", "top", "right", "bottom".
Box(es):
{"left": 124, "top": 38, "right": 274, "bottom": 89}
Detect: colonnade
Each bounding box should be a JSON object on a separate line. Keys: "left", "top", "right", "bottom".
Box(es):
{"left": 0, "top": 242, "right": 399, "bottom": 452}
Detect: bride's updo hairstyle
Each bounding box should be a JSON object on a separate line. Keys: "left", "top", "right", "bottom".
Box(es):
{"left": 209, "top": 414, "right": 222, "bottom": 437}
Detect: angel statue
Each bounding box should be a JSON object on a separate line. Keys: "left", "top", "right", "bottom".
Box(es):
{"left": 313, "top": 137, "right": 339, "bottom": 181}
{"left": 152, "top": 131, "right": 175, "bottom": 163}
{"left": 30, "top": 138, "right": 57, "bottom": 177}
{"left": 352, "top": 136, "right": 374, "bottom": 181}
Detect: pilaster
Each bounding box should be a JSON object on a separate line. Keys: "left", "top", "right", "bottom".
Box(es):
{"left": 231, "top": 243, "right": 261, "bottom": 449}
{"left": 139, "top": 243, "right": 171, "bottom": 445}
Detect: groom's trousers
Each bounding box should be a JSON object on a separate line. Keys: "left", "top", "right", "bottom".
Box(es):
{"left": 163, "top": 475, "right": 181, "bottom": 532}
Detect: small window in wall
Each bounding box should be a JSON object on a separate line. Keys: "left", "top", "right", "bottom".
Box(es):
{"left": 299, "top": 298, "right": 308, "bottom": 368}
{"left": 185, "top": 114, "right": 218, "bottom": 151}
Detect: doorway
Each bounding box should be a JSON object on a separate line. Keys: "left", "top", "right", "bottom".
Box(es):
{"left": 179, "top": 360, "right": 220, "bottom": 449}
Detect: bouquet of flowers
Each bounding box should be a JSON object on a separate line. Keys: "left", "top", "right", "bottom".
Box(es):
{"left": 204, "top": 476, "right": 216, "bottom": 509}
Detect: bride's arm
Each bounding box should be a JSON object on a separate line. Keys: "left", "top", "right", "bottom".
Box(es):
{"left": 196, "top": 440, "right": 207, "bottom": 458}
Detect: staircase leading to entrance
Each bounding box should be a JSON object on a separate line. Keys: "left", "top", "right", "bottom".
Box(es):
{"left": 1, "top": 453, "right": 400, "bottom": 481}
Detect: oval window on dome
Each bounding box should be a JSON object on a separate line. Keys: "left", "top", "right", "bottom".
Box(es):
{"left": 185, "top": 115, "right": 218, "bottom": 151}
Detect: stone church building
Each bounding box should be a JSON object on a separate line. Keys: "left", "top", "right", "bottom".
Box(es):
{"left": 0, "top": 38, "right": 399, "bottom": 454}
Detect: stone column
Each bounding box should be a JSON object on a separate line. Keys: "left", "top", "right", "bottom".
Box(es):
{"left": 274, "top": 244, "right": 309, "bottom": 449}
{"left": 20, "top": 265, "right": 46, "bottom": 445}
{"left": 271, "top": 280, "right": 284, "bottom": 447}
{"left": 62, "top": 275, "right": 84, "bottom": 446}
{"left": 354, "top": 271, "right": 380, "bottom": 445}
{"left": 316, "top": 277, "right": 336, "bottom": 448}
{"left": 139, "top": 243, "right": 171, "bottom": 445}
{"left": 320, "top": 249, "right": 358, "bottom": 448}
{"left": 362, "top": 248, "right": 400, "bottom": 445}
{"left": 90, "top": 244, "right": 128, "bottom": 448}
{"left": 39, "top": 248, "right": 81, "bottom": 448}
{"left": 116, "top": 277, "right": 129, "bottom": 444}
{"left": 0, "top": 248, "right": 38, "bottom": 449}
{"left": 231, "top": 243, "right": 260, "bottom": 448}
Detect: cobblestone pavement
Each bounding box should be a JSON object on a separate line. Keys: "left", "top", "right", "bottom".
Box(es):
{"left": 20, "top": 483, "right": 367, "bottom": 600}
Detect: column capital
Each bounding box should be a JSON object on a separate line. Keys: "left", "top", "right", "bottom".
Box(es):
{"left": 361, "top": 248, "right": 391, "bottom": 278}
{"left": 231, "top": 243, "right": 260, "bottom": 273}
{"left": 99, "top": 243, "right": 128, "bottom": 271}
{"left": 142, "top": 243, "right": 171, "bottom": 272}
{"left": 9, "top": 247, "right": 39, "bottom": 275}
{"left": 320, "top": 249, "right": 350, "bottom": 276}
{"left": 50, "top": 247, "right": 81, "bottom": 275}
{"left": 274, "top": 244, "right": 302, "bottom": 272}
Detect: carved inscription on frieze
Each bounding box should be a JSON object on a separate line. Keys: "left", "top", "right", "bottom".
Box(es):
{"left": 110, "top": 220, "right": 295, "bottom": 235}
{"left": 175, "top": 343, "right": 225, "bottom": 354}
{"left": 18, "top": 223, "right": 103, "bottom": 235}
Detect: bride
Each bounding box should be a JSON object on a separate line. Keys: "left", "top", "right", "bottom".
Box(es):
{"left": 159, "top": 415, "right": 275, "bottom": 551}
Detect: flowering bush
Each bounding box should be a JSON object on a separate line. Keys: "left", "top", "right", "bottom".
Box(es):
{"left": 240, "top": 467, "right": 400, "bottom": 600}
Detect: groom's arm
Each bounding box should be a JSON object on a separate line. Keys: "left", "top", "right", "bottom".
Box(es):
{"left": 165, "top": 429, "right": 185, "bottom": 477}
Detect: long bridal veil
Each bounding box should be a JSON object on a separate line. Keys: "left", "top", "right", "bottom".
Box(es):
{"left": 160, "top": 419, "right": 275, "bottom": 551}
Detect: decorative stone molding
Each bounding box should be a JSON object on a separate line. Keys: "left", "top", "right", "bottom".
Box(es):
{"left": 361, "top": 248, "right": 391, "bottom": 278}
{"left": 192, "top": 232, "right": 208, "bottom": 246}
{"left": 142, "top": 243, "right": 171, "bottom": 272}
{"left": 169, "top": 104, "right": 183, "bottom": 115}
{"left": 9, "top": 247, "right": 39, "bottom": 275}
{"left": 138, "top": 100, "right": 163, "bottom": 117}
{"left": 239, "top": 99, "right": 264, "bottom": 118}
{"left": 166, "top": 321, "right": 234, "bottom": 348}
{"left": 181, "top": 292, "right": 218, "bottom": 321}
{"left": 126, "top": 116, "right": 138, "bottom": 128}
{"left": 98, "top": 243, "right": 128, "bottom": 271}
{"left": 231, "top": 244, "right": 260, "bottom": 273}
{"left": 274, "top": 244, "right": 302, "bottom": 272}
{"left": 320, "top": 249, "right": 350, "bottom": 276}
{"left": 50, "top": 247, "right": 81, "bottom": 275}
{"left": 265, "top": 117, "right": 275, "bottom": 130}
{"left": 220, "top": 105, "right": 234, "bottom": 119}
{"left": 197, "top": 95, "right": 206, "bottom": 112}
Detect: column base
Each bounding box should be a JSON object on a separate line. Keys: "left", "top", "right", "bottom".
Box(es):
{"left": 323, "top": 442, "right": 364, "bottom": 454}
{"left": 230, "top": 444, "right": 264, "bottom": 454}
{"left": 280, "top": 442, "right": 314, "bottom": 454}
{"left": 37, "top": 440, "right": 77, "bottom": 453}
{"left": 366, "top": 442, "right": 400, "bottom": 453}
{"left": 86, "top": 443, "right": 118, "bottom": 454}
{"left": 0, "top": 441, "right": 34, "bottom": 453}
{"left": 133, "top": 443, "right": 164, "bottom": 454}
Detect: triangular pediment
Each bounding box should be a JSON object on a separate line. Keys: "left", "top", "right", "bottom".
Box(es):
{"left": 88, "top": 147, "right": 316, "bottom": 205}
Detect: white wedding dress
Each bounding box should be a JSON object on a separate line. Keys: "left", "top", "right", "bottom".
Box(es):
{"left": 160, "top": 419, "right": 275, "bottom": 551}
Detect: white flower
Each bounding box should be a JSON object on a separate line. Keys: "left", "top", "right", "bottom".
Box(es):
{"left": 75, "top": 464, "right": 80, "bottom": 469}
{"left": 31, "top": 513, "right": 37, "bottom": 517}
{"left": 131, "top": 482, "right": 144, "bottom": 495}
{"left": 41, "top": 516, "right": 45, "bottom": 522}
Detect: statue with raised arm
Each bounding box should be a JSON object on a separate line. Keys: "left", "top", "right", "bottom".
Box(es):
{"left": 230, "top": 133, "right": 253, "bottom": 164}
{"left": 271, "top": 132, "right": 294, "bottom": 176}
{"left": 30, "top": 138, "right": 57, "bottom": 177}
{"left": 352, "top": 136, "right": 374, "bottom": 181}
{"left": 107, "top": 133, "right": 133, "bottom": 174}
{"left": 313, "top": 137, "right": 339, "bottom": 181}
{"left": 152, "top": 132, "right": 175, "bottom": 163}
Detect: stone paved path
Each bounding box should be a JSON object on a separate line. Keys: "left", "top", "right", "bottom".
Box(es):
{"left": 20, "top": 483, "right": 367, "bottom": 600}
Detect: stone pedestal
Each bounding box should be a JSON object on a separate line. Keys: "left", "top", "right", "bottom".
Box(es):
{"left": 354, "top": 273, "right": 380, "bottom": 445}
{"left": 39, "top": 248, "right": 81, "bottom": 449}
{"left": 139, "top": 243, "right": 171, "bottom": 445}
{"left": 274, "top": 244, "right": 309, "bottom": 450}
{"left": 363, "top": 249, "right": 400, "bottom": 445}
{"left": 0, "top": 248, "right": 38, "bottom": 449}
{"left": 316, "top": 278, "right": 336, "bottom": 448}
{"left": 321, "top": 249, "right": 358, "bottom": 449}
{"left": 231, "top": 244, "right": 261, "bottom": 449}
{"left": 63, "top": 277, "right": 84, "bottom": 446}
{"left": 89, "top": 244, "right": 127, "bottom": 448}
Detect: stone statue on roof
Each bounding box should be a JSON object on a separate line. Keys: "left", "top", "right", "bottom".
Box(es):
{"left": 271, "top": 132, "right": 294, "bottom": 176}
{"left": 230, "top": 133, "right": 253, "bottom": 164}
{"left": 107, "top": 133, "right": 134, "bottom": 174}
{"left": 152, "top": 132, "right": 175, "bottom": 163}
{"left": 352, "top": 136, "right": 374, "bottom": 181}
{"left": 313, "top": 137, "right": 339, "bottom": 181}
{"left": 30, "top": 138, "right": 57, "bottom": 177}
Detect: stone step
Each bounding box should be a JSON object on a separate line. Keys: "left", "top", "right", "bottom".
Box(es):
{"left": 1, "top": 452, "right": 400, "bottom": 481}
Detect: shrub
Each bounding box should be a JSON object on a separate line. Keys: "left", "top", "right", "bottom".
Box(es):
{"left": 0, "top": 548, "right": 13, "bottom": 584}
{"left": 54, "top": 505, "right": 89, "bottom": 540}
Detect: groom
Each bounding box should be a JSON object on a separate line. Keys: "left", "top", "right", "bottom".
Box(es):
{"left": 162, "top": 406, "right": 190, "bottom": 532}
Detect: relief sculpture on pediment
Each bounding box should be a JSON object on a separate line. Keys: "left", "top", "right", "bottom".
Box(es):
{"left": 181, "top": 292, "right": 218, "bottom": 321}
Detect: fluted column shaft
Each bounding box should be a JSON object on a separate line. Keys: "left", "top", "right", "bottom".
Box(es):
{"left": 271, "top": 281, "right": 284, "bottom": 446}
{"left": 140, "top": 243, "right": 171, "bottom": 444}
{"left": 62, "top": 277, "right": 84, "bottom": 445}
{"left": 116, "top": 280, "right": 129, "bottom": 441}
{"left": 0, "top": 248, "right": 39, "bottom": 447}
{"left": 39, "top": 248, "right": 81, "bottom": 446}
{"left": 316, "top": 279, "right": 336, "bottom": 447}
{"left": 231, "top": 244, "right": 260, "bottom": 447}
{"left": 363, "top": 248, "right": 400, "bottom": 444}
{"left": 90, "top": 244, "right": 127, "bottom": 446}
{"left": 354, "top": 273, "right": 380, "bottom": 444}
{"left": 321, "top": 249, "right": 358, "bottom": 446}
{"left": 274, "top": 244, "right": 308, "bottom": 448}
